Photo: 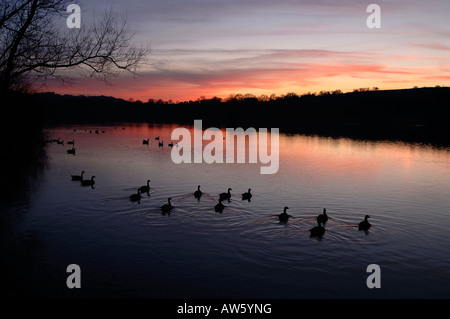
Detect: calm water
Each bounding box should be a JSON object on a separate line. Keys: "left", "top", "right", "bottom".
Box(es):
{"left": 2, "top": 123, "right": 450, "bottom": 298}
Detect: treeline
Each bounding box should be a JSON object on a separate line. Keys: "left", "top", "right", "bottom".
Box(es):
{"left": 35, "top": 86, "right": 450, "bottom": 144}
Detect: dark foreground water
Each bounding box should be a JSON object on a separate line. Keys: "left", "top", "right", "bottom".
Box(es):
{"left": 2, "top": 123, "right": 450, "bottom": 298}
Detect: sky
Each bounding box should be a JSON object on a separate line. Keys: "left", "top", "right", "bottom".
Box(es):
{"left": 43, "top": 0, "right": 450, "bottom": 101}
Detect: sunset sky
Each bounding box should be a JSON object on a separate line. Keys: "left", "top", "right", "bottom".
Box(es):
{"left": 44, "top": 0, "right": 450, "bottom": 101}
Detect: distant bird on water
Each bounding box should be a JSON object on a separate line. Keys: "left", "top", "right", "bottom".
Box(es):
{"left": 219, "top": 188, "right": 232, "bottom": 201}
{"left": 143, "top": 139, "right": 149, "bottom": 145}
{"left": 242, "top": 188, "right": 252, "bottom": 201}
{"left": 161, "top": 197, "right": 173, "bottom": 213}
{"left": 215, "top": 199, "right": 225, "bottom": 213}
{"left": 81, "top": 176, "right": 95, "bottom": 186}
{"left": 67, "top": 147, "right": 76, "bottom": 155}
{"left": 279, "top": 206, "right": 290, "bottom": 223}
{"left": 158, "top": 141, "right": 163, "bottom": 147}
{"left": 139, "top": 180, "right": 151, "bottom": 193}
{"left": 317, "top": 208, "right": 328, "bottom": 225}
{"left": 310, "top": 221, "right": 325, "bottom": 238}
{"left": 194, "top": 185, "right": 202, "bottom": 198}
{"left": 358, "top": 215, "right": 371, "bottom": 231}
{"left": 71, "top": 171, "right": 85, "bottom": 181}
{"left": 130, "top": 189, "right": 142, "bottom": 202}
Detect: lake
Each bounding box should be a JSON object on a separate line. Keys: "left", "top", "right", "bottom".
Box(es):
{"left": 2, "top": 123, "right": 450, "bottom": 298}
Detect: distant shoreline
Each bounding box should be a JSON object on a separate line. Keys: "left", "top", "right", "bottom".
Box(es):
{"left": 33, "top": 86, "right": 450, "bottom": 146}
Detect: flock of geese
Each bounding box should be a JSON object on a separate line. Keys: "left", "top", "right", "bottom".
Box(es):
{"left": 70, "top": 169, "right": 372, "bottom": 238}
{"left": 53, "top": 132, "right": 372, "bottom": 239}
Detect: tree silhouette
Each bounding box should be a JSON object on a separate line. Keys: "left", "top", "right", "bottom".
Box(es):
{"left": 0, "top": 0, "right": 150, "bottom": 93}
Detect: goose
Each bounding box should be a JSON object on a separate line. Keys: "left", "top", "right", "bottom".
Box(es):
{"left": 142, "top": 139, "right": 149, "bottom": 145}
{"left": 194, "top": 185, "right": 202, "bottom": 198}
{"left": 219, "top": 188, "right": 232, "bottom": 201}
{"left": 310, "top": 221, "right": 325, "bottom": 238}
{"left": 168, "top": 142, "right": 174, "bottom": 147}
{"left": 71, "top": 171, "right": 85, "bottom": 181}
{"left": 278, "top": 207, "right": 290, "bottom": 223}
{"left": 215, "top": 199, "right": 225, "bottom": 213}
{"left": 158, "top": 141, "right": 163, "bottom": 147}
{"left": 67, "top": 140, "right": 75, "bottom": 145}
{"left": 242, "top": 188, "right": 252, "bottom": 200}
{"left": 67, "top": 147, "right": 76, "bottom": 155}
{"left": 81, "top": 176, "right": 95, "bottom": 186}
{"left": 317, "top": 208, "right": 328, "bottom": 224}
{"left": 139, "top": 180, "right": 151, "bottom": 193}
{"left": 358, "top": 215, "right": 371, "bottom": 231}
{"left": 155, "top": 136, "right": 160, "bottom": 140}
{"left": 57, "top": 139, "right": 64, "bottom": 145}
{"left": 130, "top": 188, "right": 141, "bottom": 202}
{"left": 161, "top": 197, "right": 173, "bottom": 213}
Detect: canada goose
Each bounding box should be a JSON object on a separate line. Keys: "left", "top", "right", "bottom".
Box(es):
{"left": 158, "top": 141, "right": 163, "bottom": 147}
{"left": 67, "top": 140, "right": 75, "bottom": 145}
{"left": 71, "top": 171, "right": 85, "bottom": 181}
{"left": 161, "top": 197, "right": 173, "bottom": 213}
{"left": 67, "top": 147, "right": 76, "bottom": 155}
{"left": 81, "top": 176, "right": 95, "bottom": 186}
{"left": 168, "top": 142, "right": 174, "bottom": 147}
{"left": 194, "top": 185, "right": 202, "bottom": 198}
{"left": 215, "top": 199, "right": 225, "bottom": 213}
{"left": 57, "top": 139, "right": 64, "bottom": 145}
{"left": 358, "top": 215, "right": 371, "bottom": 231}
{"left": 279, "top": 207, "right": 290, "bottom": 223}
{"left": 310, "top": 221, "right": 325, "bottom": 238}
{"left": 143, "top": 139, "right": 149, "bottom": 145}
{"left": 242, "top": 188, "right": 252, "bottom": 200}
{"left": 139, "top": 180, "right": 151, "bottom": 193}
{"left": 219, "top": 188, "right": 232, "bottom": 201}
{"left": 155, "top": 136, "right": 160, "bottom": 140}
{"left": 317, "top": 208, "right": 328, "bottom": 224}
{"left": 130, "top": 188, "right": 141, "bottom": 202}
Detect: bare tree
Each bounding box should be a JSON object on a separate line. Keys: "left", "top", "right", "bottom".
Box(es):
{"left": 0, "top": 0, "right": 150, "bottom": 93}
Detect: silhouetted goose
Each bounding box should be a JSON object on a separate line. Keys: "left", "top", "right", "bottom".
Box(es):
{"left": 143, "top": 139, "right": 149, "bottom": 145}
{"left": 71, "top": 171, "right": 85, "bottom": 181}
{"left": 155, "top": 136, "right": 160, "bottom": 140}
{"left": 168, "top": 142, "right": 174, "bottom": 147}
{"left": 310, "top": 221, "right": 325, "bottom": 238}
{"left": 158, "top": 141, "right": 163, "bottom": 147}
{"left": 57, "top": 139, "right": 64, "bottom": 145}
{"left": 194, "top": 185, "right": 202, "bottom": 198}
{"left": 161, "top": 197, "right": 173, "bottom": 213}
{"left": 67, "top": 147, "right": 76, "bottom": 155}
{"left": 67, "top": 140, "right": 75, "bottom": 145}
{"left": 139, "top": 180, "right": 151, "bottom": 193}
{"left": 215, "top": 199, "right": 225, "bottom": 213}
{"left": 358, "top": 215, "right": 371, "bottom": 231}
{"left": 219, "top": 188, "right": 232, "bottom": 201}
{"left": 317, "top": 208, "right": 328, "bottom": 224}
{"left": 130, "top": 188, "right": 141, "bottom": 202}
{"left": 279, "top": 207, "right": 290, "bottom": 223}
{"left": 242, "top": 188, "right": 252, "bottom": 200}
{"left": 81, "top": 176, "right": 95, "bottom": 186}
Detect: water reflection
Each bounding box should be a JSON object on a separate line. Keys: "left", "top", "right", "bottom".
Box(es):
{"left": 2, "top": 123, "right": 450, "bottom": 298}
